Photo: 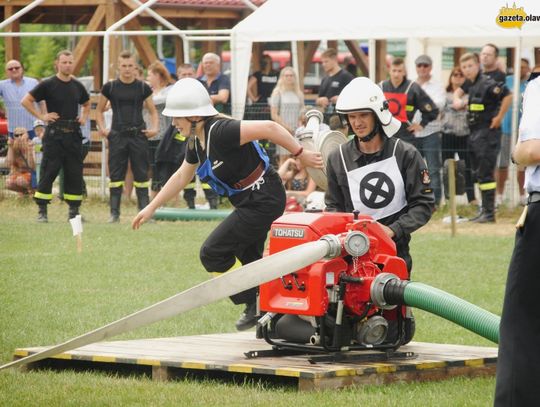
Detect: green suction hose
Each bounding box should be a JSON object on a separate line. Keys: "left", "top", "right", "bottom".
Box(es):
{"left": 374, "top": 274, "right": 500, "bottom": 343}
{"left": 153, "top": 207, "right": 232, "bottom": 221}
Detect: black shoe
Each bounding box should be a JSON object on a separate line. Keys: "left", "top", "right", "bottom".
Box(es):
{"left": 235, "top": 302, "right": 258, "bottom": 331}
{"left": 37, "top": 205, "right": 48, "bottom": 223}
{"left": 472, "top": 212, "right": 495, "bottom": 223}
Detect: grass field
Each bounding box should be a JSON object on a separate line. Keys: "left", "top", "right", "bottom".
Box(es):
{"left": 0, "top": 197, "right": 518, "bottom": 406}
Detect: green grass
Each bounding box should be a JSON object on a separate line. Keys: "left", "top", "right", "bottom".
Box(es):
{"left": 0, "top": 198, "right": 514, "bottom": 406}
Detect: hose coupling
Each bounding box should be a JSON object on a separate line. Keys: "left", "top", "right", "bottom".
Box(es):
{"left": 320, "top": 234, "right": 342, "bottom": 259}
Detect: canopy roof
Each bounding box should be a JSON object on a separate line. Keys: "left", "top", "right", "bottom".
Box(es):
{"left": 230, "top": 0, "right": 540, "bottom": 116}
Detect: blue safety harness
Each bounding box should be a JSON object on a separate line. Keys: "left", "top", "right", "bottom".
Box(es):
{"left": 195, "top": 120, "right": 270, "bottom": 197}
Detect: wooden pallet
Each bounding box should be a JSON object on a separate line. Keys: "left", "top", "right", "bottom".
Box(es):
{"left": 14, "top": 332, "right": 498, "bottom": 391}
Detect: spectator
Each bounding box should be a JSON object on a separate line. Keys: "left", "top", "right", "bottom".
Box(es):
{"left": 316, "top": 48, "right": 354, "bottom": 121}
{"left": 177, "top": 63, "right": 196, "bottom": 79}
{"left": 32, "top": 120, "right": 45, "bottom": 184}
{"left": 247, "top": 54, "right": 279, "bottom": 120}
{"left": 96, "top": 50, "right": 159, "bottom": 223}
{"left": 277, "top": 155, "right": 317, "bottom": 205}
{"left": 379, "top": 57, "right": 439, "bottom": 144}
{"left": 453, "top": 52, "right": 512, "bottom": 223}
{"left": 480, "top": 43, "right": 506, "bottom": 83}
{"left": 441, "top": 66, "right": 476, "bottom": 204}
{"left": 146, "top": 61, "right": 174, "bottom": 199}
{"left": 0, "top": 60, "right": 45, "bottom": 140}
{"left": 496, "top": 58, "right": 530, "bottom": 207}
{"left": 198, "top": 52, "right": 230, "bottom": 114}
{"left": 21, "top": 50, "right": 90, "bottom": 223}
{"left": 413, "top": 54, "right": 446, "bottom": 208}
{"left": 270, "top": 67, "right": 304, "bottom": 165}
{"left": 343, "top": 55, "right": 358, "bottom": 77}
{"left": 6, "top": 127, "right": 35, "bottom": 196}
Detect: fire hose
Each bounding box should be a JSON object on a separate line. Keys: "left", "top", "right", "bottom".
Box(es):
{"left": 372, "top": 273, "right": 500, "bottom": 343}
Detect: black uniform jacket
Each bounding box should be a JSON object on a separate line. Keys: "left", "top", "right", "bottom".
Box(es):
{"left": 380, "top": 79, "right": 439, "bottom": 139}
{"left": 325, "top": 135, "right": 434, "bottom": 242}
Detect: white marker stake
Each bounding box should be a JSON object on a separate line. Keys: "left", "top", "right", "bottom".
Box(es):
{"left": 69, "top": 215, "right": 83, "bottom": 253}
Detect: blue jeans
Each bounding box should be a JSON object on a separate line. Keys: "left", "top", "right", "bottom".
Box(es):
{"left": 412, "top": 132, "right": 442, "bottom": 205}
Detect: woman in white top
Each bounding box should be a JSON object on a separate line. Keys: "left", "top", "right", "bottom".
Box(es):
{"left": 146, "top": 61, "right": 174, "bottom": 197}
{"left": 270, "top": 67, "right": 304, "bottom": 165}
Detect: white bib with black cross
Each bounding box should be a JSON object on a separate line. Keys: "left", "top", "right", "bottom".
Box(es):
{"left": 339, "top": 140, "right": 406, "bottom": 220}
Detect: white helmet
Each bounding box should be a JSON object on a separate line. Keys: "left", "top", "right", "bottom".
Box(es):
{"left": 335, "top": 77, "right": 401, "bottom": 137}
{"left": 162, "top": 78, "right": 218, "bottom": 117}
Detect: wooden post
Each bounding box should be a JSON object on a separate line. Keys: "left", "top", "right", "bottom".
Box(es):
{"left": 4, "top": 6, "right": 21, "bottom": 62}
{"left": 175, "top": 37, "right": 185, "bottom": 66}
{"left": 454, "top": 48, "right": 466, "bottom": 67}
{"left": 448, "top": 159, "right": 457, "bottom": 237}
{"left": 297, "top": 41, "right": 305, "bottom": 91}
{"left": 375, "top": 40, "right": 387, "bottom": 82}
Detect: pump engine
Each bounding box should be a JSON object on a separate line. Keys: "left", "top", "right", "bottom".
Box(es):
{"left": 259, "top": 211, "right": 414, "bottom": 352}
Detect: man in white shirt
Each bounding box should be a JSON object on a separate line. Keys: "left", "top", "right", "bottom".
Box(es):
{"left": 413, "top": 54, "right": 446, "bottom": 208}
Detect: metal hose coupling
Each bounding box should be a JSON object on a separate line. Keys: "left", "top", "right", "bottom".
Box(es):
{"left": 370, "top": 273, "right": 408, "bottom": 310}
{"left": 319, "top": 234, "right": 342, "bottom": 259}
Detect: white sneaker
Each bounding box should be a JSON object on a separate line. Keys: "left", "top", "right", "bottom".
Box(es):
{"left": 443, "top": 215, "right": 469, "bottom": 224}
{"left": 495, "top": 194, "right": 503, "bottom": 208}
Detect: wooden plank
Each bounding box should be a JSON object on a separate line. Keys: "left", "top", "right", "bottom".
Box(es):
{"left": 14, "top": 333, "right": 497, "bottom": 389}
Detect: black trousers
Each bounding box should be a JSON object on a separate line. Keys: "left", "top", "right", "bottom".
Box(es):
{"left": 108, "top": 131, "right": 149, "bottom": 184}
{"left": 468, "top": 127, "right": 501, "bottom": 188}
{"left": 199, "top": 170, "right": 286, "bottom": 305}
{"left": 35, "top": 127, "right": 83, "bottom": 207}
{"left": 495, "top": 201, "right": 540, "bottom": 406}
{"left": 441, "top": 132, "right": 476, "bottom": 203}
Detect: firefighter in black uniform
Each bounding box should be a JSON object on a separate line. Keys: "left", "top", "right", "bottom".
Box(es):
{"left": 154, "top": 124, "right": 218, "bottom": 209}
{"left": 379, "top": 57, "right": 439, "bottom": 143}
{"left": 132, "top": 78, "right": 323, "bottom": 330}
{"left": 21, "top": 50, "right": 90, "bottom": 222}
{"left": 453, "top": 52, "right": 512, "bottom": 223}
{"left": 326, "top": 77, "right": 434, "bottom": 345}
{"left": 96, "top": 51, "right": 158, "bottom": 223}
{"left": 326, "top": 77, "right": 434, "bottom": 273}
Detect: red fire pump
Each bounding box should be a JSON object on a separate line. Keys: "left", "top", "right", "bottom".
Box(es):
{"left": 258, "top": 211, "right": 414, "bottom": 352}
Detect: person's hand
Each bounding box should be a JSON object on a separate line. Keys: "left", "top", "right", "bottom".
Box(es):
{"left": 316, "top": 97, "right": 330, "bottom": 109}
{"left": 99, "top": 128, "right": 110, "bottom": 138}
{"left": 42, "top": 112, "right": 59, "bottom": 123}
{"left": 379, "top": 223, "right": 395, "bottom": 238}
{"left": 490, "top": 116, "right": 502, "bottom": 129}
{"left": 132, "top": 206, "right": 156, "bottom": 230}
{"left": 298, "top": 149, "right": 323, "bottom": 169}
{"left": 143, "top": 128, "right": 158, "bottom": 139}
{"left": 407, "top": 123, "right": 423, "bottom": 134}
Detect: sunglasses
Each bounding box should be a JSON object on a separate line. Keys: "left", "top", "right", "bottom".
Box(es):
{"left": 7, "top": 66, "right": 22, "bottom": 72}
{"left": 416, "top": 63, "right": 430, "bottom": 68}
{"left": 13, "top": 132, "right": 25, "bottom": 137}
{"left": 452, "top": 73, "right": 464, "bottom": 77}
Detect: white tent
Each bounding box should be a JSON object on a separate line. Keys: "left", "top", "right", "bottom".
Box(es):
{"left": 230, "top": 0, "right": 540, "bottom": 118}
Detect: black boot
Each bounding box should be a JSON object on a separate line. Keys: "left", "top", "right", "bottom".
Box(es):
{"left": 135, "top": 187, "right": 150, "bottom": 211}
{"left": 68, "top": 205, "right": 79, "bottom": 220}
{"left": 108, "top": 187, "right": 122, "bottom": 223}
{"left": 208, "top": 198, "right": 219, "bottom": 210}
{"left": 185, "top": 197, "right": 196, "bottom": 209}
{"left": 235, "top": 302, "right": 258, "bottom": 331}
{"left": 473, "top": 190, "right": 495, "bottom": 223}
{"left": 37, "top": 204, "right": 48, "bottom": 223}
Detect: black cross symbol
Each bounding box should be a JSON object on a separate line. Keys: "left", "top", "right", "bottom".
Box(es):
{"left": 359, "top": 171, "right": 395, "bottom": 209}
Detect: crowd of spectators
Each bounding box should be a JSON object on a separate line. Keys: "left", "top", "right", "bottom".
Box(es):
{"left": 0, "top": 43, "right": 534, "bottom": 220}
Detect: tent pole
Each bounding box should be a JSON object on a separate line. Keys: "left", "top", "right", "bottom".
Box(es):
{"left": 509, "top": 36, "right": 522, "bottom": 207}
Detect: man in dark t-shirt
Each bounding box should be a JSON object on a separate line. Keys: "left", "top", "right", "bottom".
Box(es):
{"left": 96, "top": 50, "right": 158, "bottom": 223}
{"left": 21, "top": 50, "right": 90, "bottom": 223}
{"left": 316, "top": 48, "right": 355, "bottom": 125}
